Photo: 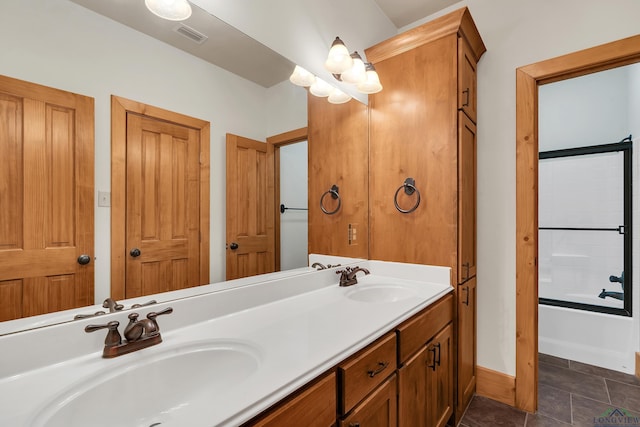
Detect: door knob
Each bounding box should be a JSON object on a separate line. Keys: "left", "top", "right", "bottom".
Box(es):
{"left": 77, "top": 254, "right": 91, "bottom": 265}
{"left": 229, "top": 242, "right": 239, "bottom": 250}
{"left": 130, "top": 248, "right": 141, "bottom": 257}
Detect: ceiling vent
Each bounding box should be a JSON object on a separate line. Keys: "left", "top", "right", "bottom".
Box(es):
{"left": 174, "top": 24, "right": 208, "bottom": 44}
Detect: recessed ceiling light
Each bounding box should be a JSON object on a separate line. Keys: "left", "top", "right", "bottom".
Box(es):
{"left": 145, "top": 0, "right": 192, "bottom": 21}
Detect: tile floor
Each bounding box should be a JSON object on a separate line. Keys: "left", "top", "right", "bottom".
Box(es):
{"left": 458, "top": 353, "right": 640, "bottom": 426}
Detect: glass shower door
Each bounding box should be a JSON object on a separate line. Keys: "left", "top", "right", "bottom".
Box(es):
{"left": 538, "top": 143, "right": 631, "bottom": 316}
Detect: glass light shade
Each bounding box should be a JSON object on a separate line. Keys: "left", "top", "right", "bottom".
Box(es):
{"left": 340, "top": 52, "right": 367, "bottom": 84}
{"left": 357, "top": 63, "right": 383, "bottom": 94}
{"left": 289, "top": 65, "right": 316, "bottom": 87}
{"left": 145, "top": 0, "right": 192, "bottom": 21}
{"left": 324, "top": 37, "right": 354, "bottom": 74}
{"left": 328, "top": 88, "right": 352, "bottom": 104}
{"left": 309, "top": 78, "right": 333, "bottom": 97}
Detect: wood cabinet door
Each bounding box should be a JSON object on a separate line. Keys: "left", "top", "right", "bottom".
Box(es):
{"left": 340, "top": 374, "right": 397, "bottom": 427}
{"left": 458, "top": 36, "right": 478, "bottom": 123}
{"left": 457, "top": 277, "right": 477, "bottom": 416}
{"left": 0, "top": 75, "right": 94, "bottom": 321}
{"left": 398, "top": 346, "right": 428, "bottom": 427}
{"left": 458, "top": 112, "right": 477, "bottom": 283}
{"left": 249, "top": 373, "right": 336, "bottom": 427}
{"left": 307, "top": 95, "right": 368, "bottom": 259}
{"left": 429, "top": 324, "right": 453, "bottom": 427}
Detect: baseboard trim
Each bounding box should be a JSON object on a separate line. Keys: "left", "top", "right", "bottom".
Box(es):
{"left": 476, "top": 365, "right": 516, "bottom": 407}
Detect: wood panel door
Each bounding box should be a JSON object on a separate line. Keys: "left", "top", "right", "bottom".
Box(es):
{"left": 0, "top": 75, "right": 94, "bottom": 321}
{"left": 226, "top": 133, "right": 275, "bottom": 280}
{"left": 125, "top": 114, "right": 201, "bottom": 298}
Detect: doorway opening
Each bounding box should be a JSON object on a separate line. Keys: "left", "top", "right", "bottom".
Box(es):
{"left": 267, "top": 127, "right": 308, "bottom": 272}
{"left": 278, "top": 140, "right": 308, "bottom": 270}
{"left": 515, "top": 34, "right": 640, "bottom": 412}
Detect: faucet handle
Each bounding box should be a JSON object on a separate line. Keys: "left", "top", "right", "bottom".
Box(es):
{"left": 102, "top": 298, "right": 124, "bottom": 313}
{"left": 144, "top": 307, "right": 174, "bottom": 336}
{"left": 130, "top": 299, "right": 157, "bottom": 309}
{"left": 85, "top": 321, "right": 122, "bottom": 347}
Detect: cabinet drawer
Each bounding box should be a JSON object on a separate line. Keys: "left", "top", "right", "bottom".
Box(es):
{"left": 396, "top": 294, "right": 453, "bottom": 363}
{"left": 339, "top": 332, "right": 397, "bottom": 415}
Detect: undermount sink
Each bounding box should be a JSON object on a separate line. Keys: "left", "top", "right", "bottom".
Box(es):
{"left": 31, "top": 340, "right": 261, "bottom": 427}
{"left": 345, "top": 284, "right": 418, "bottom": 303}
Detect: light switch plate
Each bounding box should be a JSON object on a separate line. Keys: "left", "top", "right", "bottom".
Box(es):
{"left": 98, "top": 191, "right": 111, "bottom": 207}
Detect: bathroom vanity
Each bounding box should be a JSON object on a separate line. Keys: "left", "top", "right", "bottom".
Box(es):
{"left": 0, "top": 258, "right": 452, "bottom": 427}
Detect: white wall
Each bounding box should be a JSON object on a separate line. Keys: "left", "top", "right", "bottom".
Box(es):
{"left": 0, "top": 0, "right": 306, "bottom": 302}
{"left": 402, "top": 0, "right": 640, "bottom": 376}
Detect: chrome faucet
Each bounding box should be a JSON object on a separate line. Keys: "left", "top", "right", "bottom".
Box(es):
{"left": 85, "top": 307, "right": 173, "bottom": 358}
{"left": 336, "top": 266, "right": 370, "bottom": 287}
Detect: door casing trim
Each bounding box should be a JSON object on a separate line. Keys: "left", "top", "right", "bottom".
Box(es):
{"left": 515, "top": 34, "right": 640, "bottom": 412}
{"left": 110, "top": 96, "right": 210, "bottom": 300}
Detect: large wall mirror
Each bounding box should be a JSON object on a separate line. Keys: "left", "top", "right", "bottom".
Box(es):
{"left": 515, "top": 34, "right": 640, "bottom": 412}
{"left": 0, "top": 0, "right": 316, "bottom": 335}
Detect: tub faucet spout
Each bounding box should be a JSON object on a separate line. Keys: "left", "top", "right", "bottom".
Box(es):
{"left": 598, "top": 289, "right": 624, "bottom": 301}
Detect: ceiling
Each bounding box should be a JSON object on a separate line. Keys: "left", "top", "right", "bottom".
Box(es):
{"left": 70, "top": 0, "right": 460, "bottom": 88}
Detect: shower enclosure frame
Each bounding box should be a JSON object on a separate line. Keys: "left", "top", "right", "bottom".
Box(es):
{"left": 538, "top": 138, "right": 633, "bottom": 317}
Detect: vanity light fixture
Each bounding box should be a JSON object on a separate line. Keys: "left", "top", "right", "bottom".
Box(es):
{"left": 145, "top": 0, "right": 192, "bottom": 21}
{"left": 339, "top": 52, "right": 367, "bottom": 84}
{"left": 289, "top": 65, "right": 316, "bottom": 87}
{"left": 328, "top": 87, "right": 352, "bottom": 104}
{"left": 309, "top": 77, "right": 334, "bottom": 97}
{"left": 325, "top": 37, "right": 354, "bottom": 74}
{"left": 356, "top": 62, "right": 383, "bottom": 94}
{"left": 288, "top": 37, "right": 382, "bottom": 103}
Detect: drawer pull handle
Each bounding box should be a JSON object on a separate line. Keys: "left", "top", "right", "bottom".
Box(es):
{"left": 349, "top": 423, "right": 361, "bottom": 427}
{"left": 427, "top": 346, "right": 437, "bottom": 371}
{"left": 462, "top": 88, "right": 470, "bottom": 107}
{"left": 462, "top": 286, "right": 470, "bottom": 306}
{"left": 367, "top": 361, "right": 389, "bottom": 378}
{"left": 435, "top": 342, "right": 442, "bottom": 367}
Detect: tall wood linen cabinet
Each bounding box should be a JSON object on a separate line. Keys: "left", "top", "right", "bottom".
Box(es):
{"left": 365, "top": 7, "right": 485, "bottom": 423}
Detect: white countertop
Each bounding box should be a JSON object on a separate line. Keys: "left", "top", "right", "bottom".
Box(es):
{"left": 0, "top": 260, "right": 451, "bottom": 427}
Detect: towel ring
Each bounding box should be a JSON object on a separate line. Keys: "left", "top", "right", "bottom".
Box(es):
{"left": 394, "top": 178, "right": 421, "bottom": 214}
{"left": 320, "top": 184, "right": 341, "bottom": 215}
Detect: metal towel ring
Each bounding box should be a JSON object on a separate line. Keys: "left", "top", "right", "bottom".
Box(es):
{"left": 320, "top": 184, "right": 341, "bottom": 215}
{"left": 394, "top": 178, "right": 421, "bottom": 214}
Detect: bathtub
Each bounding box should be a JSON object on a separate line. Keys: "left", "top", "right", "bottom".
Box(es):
{"left": 539, "top": 303, "right": 634, "bottom": 373}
